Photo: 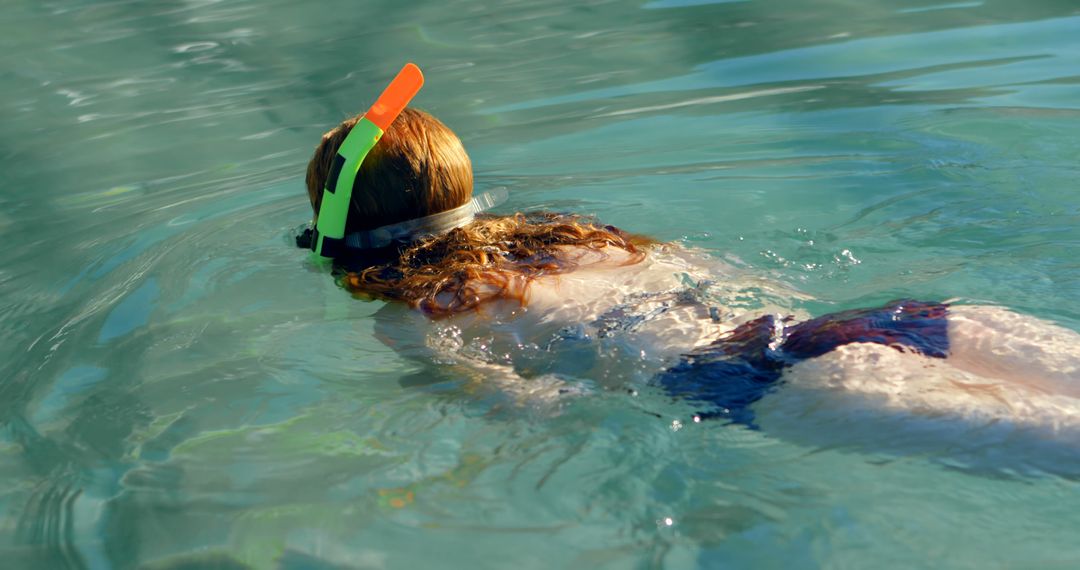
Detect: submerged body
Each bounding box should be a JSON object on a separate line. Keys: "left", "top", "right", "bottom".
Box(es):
{"left": 302, "top": 100, "right": 1078, "bottom": 475}
{"left": 385, "top": 244, "right": 1080, "bottom": 473}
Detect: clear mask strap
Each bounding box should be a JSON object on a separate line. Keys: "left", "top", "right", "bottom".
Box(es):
{"left": 344, "top": 188, "right": 508, "bottom": 250}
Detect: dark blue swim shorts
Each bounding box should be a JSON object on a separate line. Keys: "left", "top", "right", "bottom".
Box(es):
{"left": 656, "top": 299, "right": 950, "bottom": 425}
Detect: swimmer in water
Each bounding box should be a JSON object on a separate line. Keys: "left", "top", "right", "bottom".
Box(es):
{"left": 298, "top": 65, "right": 1080, "bottom": 474}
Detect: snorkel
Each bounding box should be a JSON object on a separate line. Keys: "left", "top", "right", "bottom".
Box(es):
{"left": 305, "top": 62, "right": 507, "bottom": 260}
{"left": 311, "top": 63, "right": 425, "bottom": 259}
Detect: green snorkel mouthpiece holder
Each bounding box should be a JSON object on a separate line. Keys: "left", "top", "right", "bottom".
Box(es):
{"left": 311, "top": 63, "right": 425, "bottom": 259}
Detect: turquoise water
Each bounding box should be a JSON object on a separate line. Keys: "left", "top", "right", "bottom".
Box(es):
{"left": 2, "top": 0, "right": 1079, "bottom": 567}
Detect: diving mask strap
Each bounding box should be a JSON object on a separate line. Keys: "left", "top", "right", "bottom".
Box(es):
{"left": 343, "top": 188, "right": 509, "bottom": 250}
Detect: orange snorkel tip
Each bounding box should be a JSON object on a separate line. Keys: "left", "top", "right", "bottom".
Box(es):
{"left": 365, "top": 62, "right": 425, "bottom": 131}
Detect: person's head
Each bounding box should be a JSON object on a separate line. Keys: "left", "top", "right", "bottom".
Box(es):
{"left": 304, "top": 106, "right": 650, "bottom": 315}
{"left": 305, "top": 107, "right": 473, "bottom": 233}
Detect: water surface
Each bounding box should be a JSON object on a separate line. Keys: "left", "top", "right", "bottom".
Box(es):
{"left": 2, "top": 0, "right": 1079, "bottom": 567}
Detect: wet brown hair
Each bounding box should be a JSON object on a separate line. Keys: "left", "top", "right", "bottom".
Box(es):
{"left": 306, "top": 108, "right": 473, "bottom": 231}
{"left": 306, "top": 108, "right": 650, "bottom": 315}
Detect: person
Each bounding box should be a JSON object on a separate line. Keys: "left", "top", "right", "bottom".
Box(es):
{"left": 298, "top": 78, "right": 1080, "bottom": 473}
